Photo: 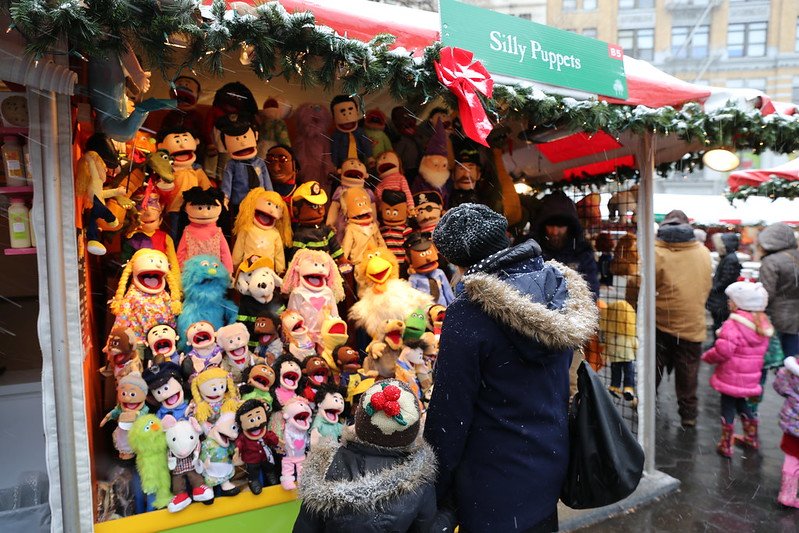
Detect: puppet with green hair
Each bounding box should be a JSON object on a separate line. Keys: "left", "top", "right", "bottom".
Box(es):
{"left": 128, "top": 414, "right": 172, "bottom": 509}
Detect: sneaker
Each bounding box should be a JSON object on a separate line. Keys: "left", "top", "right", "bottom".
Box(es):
{"left": 623, "top": 387, "right": 636, "bottom": 402}
{"left": 168, "top": 492, "right": 191, "bottom": 513}
{"left": 86, "top": 240, "right": 107, "bottom": 256}
{"left": 608, "top": 386, "right": 622, "bottom": 398}
{"left": 191, "top": 485, "right": 214, "bottom": 502}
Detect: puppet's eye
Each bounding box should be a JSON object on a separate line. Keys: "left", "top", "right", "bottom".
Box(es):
{"left": 201, "top": 261, "right": 209, "bottom": 267}
{"left": 212, "top": 262, "right": 219, "bottom": 268}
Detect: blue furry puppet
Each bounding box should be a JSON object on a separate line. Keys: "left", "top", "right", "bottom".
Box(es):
{"left": 177, "top": 254, "right": 238, "bottom": 350}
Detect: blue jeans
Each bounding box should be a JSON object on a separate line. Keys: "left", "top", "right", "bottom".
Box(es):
{"left": 779, "top": 332, "right": 799, "bottom": 358}
{"left": 721, "top": 393, "right": 753, "bottom": 424}
{"left": 611, "top": 361, "right": 636, "bottom": 388}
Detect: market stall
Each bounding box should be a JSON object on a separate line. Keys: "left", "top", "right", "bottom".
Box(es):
{"left": 5, "top": 0, "right": 799, "bottom": 532}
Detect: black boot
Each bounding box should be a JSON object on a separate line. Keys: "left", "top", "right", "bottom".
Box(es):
{"left": 246, "top": 464, "right": 263, "bottom": 495}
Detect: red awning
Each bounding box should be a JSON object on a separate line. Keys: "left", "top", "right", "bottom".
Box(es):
{"left": 728, "top": 158, "right": 799, "bottom": 191}
{"left": 600, "top": 57, "right": 711, "bottom": 108}
{"left": 536, "top": 131, "right": 622, "bottom": 163}
{"left": 562, "top": 155, "right": 635, "bottom": 180}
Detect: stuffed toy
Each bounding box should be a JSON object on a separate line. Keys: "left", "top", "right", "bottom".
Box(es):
{"left": 608, "top": 185, "right": 638, "bottom": 222}
{"left": 374, "top": 150, "right": 414, "bottom": 210}
{"left": 181, "top": 321, "right": 224, "bottom": 381}
{"left": 176, "top": 187, "right": 233, "bottom": 274}
{"left": 256, "top": 97, "right": 291, "bottom": 158}
{"left": 218, "top": 113, "right": 273, "bottom": 217}
{"left": 235, "top": 255, "right": 286, "bottom": 353}
{"left": 143, "top": 362, "right": 191, "bottom": 420}
{"left": 398, "top": 337, "right": 433, "bottom": 400}
{"left": 177, "top": 254, "right": 238, "bottom": 351}
{"left": 254, "top": 315, "right": 283, "bottom": 363}
{"left": 611, "top": 232, "right": 640, "bottom": 310}
{"left": 390, "top": 106, "right": 423, "bottom": 182}
{"left": 111, "top": 249, "right": 181, "bottom": 343}
{"left": 99, "top": 327, "right": 142, "bottom": 382}
{"left": 100, "top": 372, "right": 150, "bottom": 460}
{"left": 319, "top": 317, "right": 349, "bottom": 379}
{"left": 349, "top": 247, "right": 433, "bottom": 340}
{"left": 271, "top": 354, "right": 304, "bottom": 408}
{"left": 292, "top": 103, "right": 335, "bottom": 193}
{"left": 595, "top": 232, "right": 615, "bottom": 286}
{"left": 309, "top": 384, "right": 346, "bottom": 449}
{"left": 415, "top": 107, "right": 453, "bottom": 160}
{"left": 329, "top": 94, "right": 373, "bottom": 168}
{"left": 162, "top": 415, "right": 214, "bottom": 512}
{"left": 411, "top": 191, "right": 444, "bottom": 233}
{"left": 235, "top": 398, "right": 280, "bottom": 494}
{"left": 273, "top": 395, "right": 313, "bottom": 490}
{"left": 191, "top": 366, "right": 240, "bottom": 434}
{"left": 128, "top": 415, "right": 172, "bottom": 509}
{"left": 334, "top": 346, "right": 362, "bottom": 387}
{"left": 363, "top": 319, "right": 407, "bottom": 379}
{"left": 265, "top": 145, "right": 299, "bottom": 202}
{"left": 601, "top": 300, "right": 638, "bottom": 403}
{"left": 282, "top": 249, "right": 345, "bottom": 343}
{"left": 122, "top": 193, "right": 181, "bottom": 285}
{"left": 203, "top": 82, "right": 259, "bottom": 179}
{"left": 232, "top": 189, "right": 292, "bottom": 274}
{"left": 363, "top": 108, "right": 393, "bottom": 159}
{"left": 340, "top": 187, "right": 387, "bottom": 265}
{"left": 449, "top": 147, "right": 482, "bottom": 209}
{"left": 426, "top": 304, "right": 446, "bottom": 340}
{"left": 403, "top": 309, "right": 428, "bottom": 342}
{"left": 299, "top": 356, "right": 331, "bottom": 404}
{"left": 290, "top": 181, "right": 345, "bottom": 265}
{"left": 378, "top": 189, "right": 413, "bottom": 273}
{"left": 160, "top": 76, "right": 205, "bottom": 143}
{"left": 405, "top": 232, "right": 455, "bottom": 307}
{"left": 240, "top": 364, "right": 276, "bottom": 408}
{"left": 217, "top": 322, "right": 261, "bottom": 383}
{"left": 145, "top": 324, "right": 180, "bottom": 367}
{"left": 281, "top": 310, "right": 316, "bottom": 361}
{"left": 326, "top": 158, "right": 377, "bottom": 236}
{"left": 199, "top": 412, "right": 241, "bottom": 497}
{"left": 576, "top": 192, "right": 602, "bottom": 229}
{"left": 75, "top": 148, "right": 128, "bottom": 255}
{"left": 155, "top": 127, "right": 214, "bottom": 242}
{"left": 412, "top": 118, "right": 452, "bottom": 206}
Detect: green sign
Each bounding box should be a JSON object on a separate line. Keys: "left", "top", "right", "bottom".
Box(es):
{"left": 439, "top": 0, "right": 628, "bottom": 99}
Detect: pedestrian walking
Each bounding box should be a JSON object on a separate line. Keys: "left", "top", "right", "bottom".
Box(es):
{"left": 758, "top": 223, "right": 799, "bottom": 359}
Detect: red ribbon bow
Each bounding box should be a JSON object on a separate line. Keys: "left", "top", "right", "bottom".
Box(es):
{"left": 434, "top": 46, "right": 494, "bottom": 147}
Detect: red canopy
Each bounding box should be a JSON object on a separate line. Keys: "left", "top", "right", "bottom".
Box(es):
{"left": 728, "top": 158, "right": 799, "bottom": 191}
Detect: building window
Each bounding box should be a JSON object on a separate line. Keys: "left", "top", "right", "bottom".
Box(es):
{"left": 618, "top": 28, "right": 654, "bottom": 61}
{"left": 619, "top": 0, "right": 654, "bottom": 9}
{"left": 518, "top": 13, "right": 532, "bottom": 20}
{"left": 583, "top": 27, "right": 598, "bottom": 39}
{"left": 563, "top": 0, "right": 577, "bottom": 11}
{"left": 583, "top": 0, "right": 597, "bottom": 10}
{"left": 728, "top": 22, "right": 767, "bottom": 58}
{"left": 671, "top": 25, "right": 709, "bottom": 59}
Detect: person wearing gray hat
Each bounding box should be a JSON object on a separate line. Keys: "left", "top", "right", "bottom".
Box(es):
{"left": 425, "top": 203, "right": 598, "bottom": 532}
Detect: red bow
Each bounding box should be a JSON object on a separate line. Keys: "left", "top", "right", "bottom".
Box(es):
{"left": 434, "top": 47, "right": 494, "bottom": 147}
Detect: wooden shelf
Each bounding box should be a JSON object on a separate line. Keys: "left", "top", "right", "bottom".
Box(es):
{"left": 0, "top": 186, "right": 33, "bottom": 194}
{"left": 4, "top": 247, "right": 36, "bottom": 255}
{"left": 0, "top": 127, "right": 28, "bottom": 136}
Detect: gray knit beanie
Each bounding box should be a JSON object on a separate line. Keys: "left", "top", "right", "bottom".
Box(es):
{"left": 432, "top": 203, "right": 509, "bottom": 267}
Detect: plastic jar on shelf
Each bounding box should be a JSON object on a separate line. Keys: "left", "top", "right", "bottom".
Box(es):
{"left": 2, "top": 136, "right": 27, "bottom": 187}
{"left": 8, "top": 197, "right": 31, "bottom": 248}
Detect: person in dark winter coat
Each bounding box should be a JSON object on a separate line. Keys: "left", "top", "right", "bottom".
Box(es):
{"left": 529, "top": 190, "right": 600, "bottom": 298}
{"left": 425, "top": 204, "right": 598, "bottom": 533}
{"left": 758, "top": 223, "right": 799, "bottom": 358}
{"left": 706, "top": 233, "right": 742, "bottom": 333}
{"left": 293, "top": 379, "right": 437, "bottom": 533}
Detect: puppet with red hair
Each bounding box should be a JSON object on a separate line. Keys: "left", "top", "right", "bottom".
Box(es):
{"left": 281, "top": 250, "right": 345, "bottom": 345}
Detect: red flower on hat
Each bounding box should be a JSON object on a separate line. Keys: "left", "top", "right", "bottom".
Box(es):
{"left": 364, "top": 384, "right": 407, "bottom": 425}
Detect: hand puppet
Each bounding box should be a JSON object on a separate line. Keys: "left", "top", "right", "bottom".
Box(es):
{"left": 145, "top": 324, "right": 180, "bottom": 367}
{"left": 411, "top": 190, "right": 443, "bottom": 233}
{"left": 265, "top": 145, "right": 299, "bottom": 202}
{"left": 217, "top": 322, "right": 260, "bottom": 383}
{"left": 235, "top": 398, "right": 280, "bottom": 494}
{"left": 271, "top": 354, "right": 303, "bottom": 408}
{"left": 405, "top": 232, "right": 455, "bottom": 306}
{"left": 274, "top": 395, "right": 313, "bottom": 490}
{"left": 256, "top": 97, "right": 291, "bottom": 158}
{"left": 290, "top": 181, "right": 345, "bottom": 264}
{"left": 160, "top": 75, "right": 205, "bottom": 141}
{"left": 203, "top": 82, "right": 259, "bottom": 179}
{"left": 128, "top": 415, "right": 172, "bottom": 509}
{"left": 378, "top": 189, "right": 412, "bottom": 272}
{"left": 100, "top": 327, "right": 142, "bottom": 382}
{"left": 299, "top": 356, "right": 331, "bottom": 404}
{"left": 254, "top": 315, "right": 283, "bottom": 363}
{"left": 191, "top": 366, "right": 239, "bottom": 434}
{"left": 329, "top": 94, "right": 373, "bottom": 168}
{"left": 363, "top": 319, "right": 406, "bottom": 379}
{"left": 181, "top": 321, "right": 223, "bottom": 381}
{"left": 143, "top": 362, "right": 190, "bottom": 421}
{"left": 398, "top": 337, "right": 434, "bottom": 400}
{"left": 199, "top": 412, "right": 240, "bottom": 496}
{"left": 218, "top": 113, "right": 273, "bottom": 215}
{"left": 390, "top": 106, "right": 422, "bottom": 181}
{"left": 309, "top": 384, "right": 345, "bottom": 449}
{"left": 176, "top": 187, "right": 232, "bottom": 274}
{"left": 412, "top": 118, "right": 452, "bottom": 206}
{"left": 240, "top": 363, "right": 276, "bottom": 408}
{"left": 162, "top": 415, "right": 213, "bottom": 512}
{"left": 340, "top": 186, "right": 387, "bottom": 265}
{"left": 280, "top": 310, "right": 315, "bottom": 361}
{"left": 374, "top": 150, "right": 414, "bottom": 210}
{"left": 100, "top": 372, "right": 150, "bottom": 460}
{"left": 318, "top": 317, "right": 349, "bottom": 379}
{"left": 232, "top": 189, "right": 292, "bottom": 274}
{"left": 449, "top": 146, "right": 482, "bottom": 209}
{"left": 75, "top": 147, "right": 126, "bottom": 255}
{"left": 363, "top": 108, "right": 393, "bottom": 159}
{"left": 326, "top": 158, "right": 376, "bottom": 235}
{"left": 122, "top": 193, "right": 181, "bottom": 284}
{"left": 292, "top": 103, "right": 335, "bottom": 193}
{"left": 234, "top": 255, "right": 286, "bottom": 354}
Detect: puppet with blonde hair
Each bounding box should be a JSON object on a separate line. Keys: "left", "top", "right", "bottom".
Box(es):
{"left": 281, "top": 250, "right": 344, "bottom": 344}
{"left": 190, "top": 367, "right": 240, "bottom": 434}
{"left": 111, "top": 249, "right": 182, "bottom": 343}
{"left": 233, "top": 189, "right": 292, "bottom": 274}
{"left": 600, "top": 300, "right": 638, "bottom": 403}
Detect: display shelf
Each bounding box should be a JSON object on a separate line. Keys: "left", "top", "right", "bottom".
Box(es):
{"left": 0, "top": 127, "right": 28, "bottom": 136}
{"left": 0, "top": 185, "right": 33, "bottom": 194}
{"left": 4, "top": 247, "right": 36, "bottom": 255}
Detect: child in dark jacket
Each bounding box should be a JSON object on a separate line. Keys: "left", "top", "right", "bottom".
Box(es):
{"left": 701, "top": 281, "right": 773, "bottom": 458}
{"left": 293, "top": 380, "right": 437, "bottom": 533}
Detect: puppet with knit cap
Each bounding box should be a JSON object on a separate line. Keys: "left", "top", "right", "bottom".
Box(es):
{"left": 282, "top": 249, "right": 345, "bottom": 344}
{"left": 327, "top": 158, "right": 377, "bottom": 236}
{"left": 294, "top": 379, "right": 437, "bottom": 531}
{"left": 600, "top": 300, "right": 638, "bottom": 403}
{"left": 176, "top": 187, "right": 233, "bottom": 274}
{"left": 363, "top": 108, "right": 393, "bottom": 159}
{"left": 340, "top": 187, "right": 387, "bottom": 265}
{"left": 329, "top": 95, "right": 373, "bottom": 168}
{"left": 191, "top": 367, "right": 239, "bottom": 434}
{"left": 256, "top": 97, "right": 291, "bottom": 158}
{"left": 232, "top": 188, "right": 292, "bottom": 274}
{"left": 100, "top": 372, "right": 150, "bottom": 460}
{"left": 411, "top": 119, "right": 452, "bottom": 206}
{"left": 111, "top": 249, "right": 182, "bottom": 343}
{"left": 702, "top": 281, "right": 773, "bottom": 458}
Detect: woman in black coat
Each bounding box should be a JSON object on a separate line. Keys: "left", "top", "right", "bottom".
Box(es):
{"left": 706, "top": 233, "right": 741, "bottom": 333}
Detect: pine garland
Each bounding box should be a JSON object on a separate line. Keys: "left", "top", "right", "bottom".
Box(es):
{"left": 726, "top": 177, "right": 799, "bottom": 202}
{"left": 5, "top": 0, "right": 799, "bottom": 185}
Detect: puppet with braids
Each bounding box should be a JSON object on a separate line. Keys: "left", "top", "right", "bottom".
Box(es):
{"left": 232, "top": 189, "right": 293, "bottom": 275}
{"left": 111, "top": 249, "right": 182, "bottom": 343}
{"left": 191, "top": 367, "right": 240, "bottom": 434}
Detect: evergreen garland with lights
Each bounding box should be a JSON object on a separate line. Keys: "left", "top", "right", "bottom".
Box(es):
{"left": 726, "top": 177, "right": 799, "bottom": 202}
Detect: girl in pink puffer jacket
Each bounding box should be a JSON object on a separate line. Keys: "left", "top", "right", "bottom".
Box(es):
{"left": 773, "top": 356, "right": 799, "bottom": 508}
{"left": 702, "top": 281, "right": 773, "bottom": 458}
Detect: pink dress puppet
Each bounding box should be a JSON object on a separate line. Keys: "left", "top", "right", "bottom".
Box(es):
{"left": 276, "top": 396, "right": 313, "bottom": 490}
{"left": 176, "top": 186, "right": 233, "bottom": 275}
{"left": 281, "top": 250, "right": 345, "bottom": 344}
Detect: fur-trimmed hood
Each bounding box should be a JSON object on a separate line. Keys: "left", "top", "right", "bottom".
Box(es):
{"left": 297, "top": 426, "right": 437, "bottom": 516}
{"left": 462, "top": 240, "right": 597, "bottom": 353}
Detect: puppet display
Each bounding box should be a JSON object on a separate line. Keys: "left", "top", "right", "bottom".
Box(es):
{"left": 265, "top": 145, "right": 299, "bottom": 202}
{"left": 256, "top": 97, "right": 291, "bottom": 159}
{"left": 601, "top": 300, "right": 639, "bottom": 403}
{"left": 143, "top": 363, "right": 191, "bottom": 420}
{"left": 608, "top": 185, "right": 638, "bottom": 222}
{"left": 280, "top": 310, "right": 315, "bottom": 361}
{"left": 234, "top": 255, "right": 286, "bottom": 352}
{"left": 576, "top": 192, "right": 602, "bottom": 229}
{"left": 363, "top": 108, "right": 393, "bottom": 159}
{"left": 326, "top": 158, "right": 376, "bottom": 236}
{"left": 160, "top": 76, "right": 205, "bottom": 139}
{"left": 99, "top": 327, "right": 142, "bottom": 382}
{"left": 378, "top": 189, "right": 412, "bottom": 274}
{"left": 176, "top": 187, "right": 232, "bottom": 273}
{"left": 329, "top": 95, "right": 373, "bottom": 168}
{"left": 282, "top": 249, "right": 345, "bottom": 343}
{"left": 217, "top": 322, "right": 259, "bottom": 383}
{"left": 398, "top": 336, "right": 434, "bottom": 400}
{"left": 100, "top": 373, "right": 150, "bottom": 460}
{"left": 235, "top": 399, "right": 280, "bottom": 494}
{"left": 128, "top": 415, "right": 172, "bottom": 509}
{"left": 273, "top": 396, "right": 313, "bottom": 490}
{"left": 412, "top": 191, "right": 443, "bottom": 233}
{"left": 162, "top": 415, "right": 214, "bottom": 512}
{"left": 254, "top": 316, "right": 283, "bottom": 363}
{"left": 271, "top": 354, "right": 303, "bottom": 408}
{"left": 203, "top": 82, "right": 259, "bottom": 179}
{"left": 449, "top": 147, "right": 482, "bottom": 208}
{"left": 363, "top": 319, "right": 407, "bottom": 380}
{"left": 318, "top": 317, "right": 349, "bottom": 379}
{"left": 232, "top": 189, "right": 292, "bottom": 274}
{"left": 340, "top": 187, "right": 387, "bottom": 265}
{"left": 218, "top": 113, "right": 273, "bottom": 216}
{"left": 300, "top": 356, "right": 331, "bottom": 404}
{"left": 411, "top": 118, "right": 452, "bottom": 205}
{"left": 374, "top": 150, "right": 414, "bottom": 209}
{"left": 199, "top": 412, "right": 241, "bottom": 496}
{"left": 75, "top": 145, "right": 128, "bottom": 255}
{"left": 145, "top": 324, "right": 180, "bottom": 367}
{"left": 289, "top": 181, "right": 345, "bottom": 264}
{"left": 240, "top": 364, "right": 276, "bottom": 407}
{"left": 122, "top": 194, "right": 181, "bottom": 286}
{"left": 309, "top": 385, "right": 346, "bottom": 448}
{"left": 405, "top": 232, "right": 454, "bottom": 307}
{"left": 111, "top": 249, "right": 181, "bottom": 343}
{"left": 181, "top": 321, "right": 224, "bottom": 380}
{"left": 177, "top": 254, "right": 237, "bottom": 350}
{"left": 191, "top": 367, "right": 239, "bottom": 433}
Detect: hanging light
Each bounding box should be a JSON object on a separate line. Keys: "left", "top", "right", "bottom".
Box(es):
{"left": 702, "top": 148, "right": 740, "bottom": 172}
{"left": 514, "top": 182, "right": 533, "bottom": 195}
